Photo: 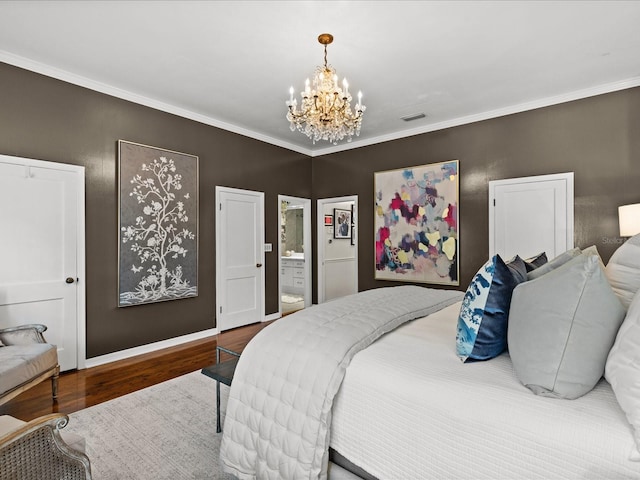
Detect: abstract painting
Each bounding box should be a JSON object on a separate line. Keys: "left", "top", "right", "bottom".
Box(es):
{"left": 118, "top": 140, "right": 199, "bottom": 307}
{"left": 374, "top": 160, "right": 459, "bottom": 285}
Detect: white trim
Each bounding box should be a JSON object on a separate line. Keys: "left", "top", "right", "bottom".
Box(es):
{"left": 84, "top": 328, "right": 217, "bottom": 369}
{"left": 309, "top": 77, "right": 640, "bottom": 157}
{"left": 316, "top": 196, "right": 358, "bottom": 304}
{"left": 75, "top": 166, "right": 87, "bottom": 369}
{"left": 3, "top": 49, "right": 638, "bottom": 158}
{"left": 0, "top": 154, "right": 87, "bottom": 370}
{"left": 0, "top": 50, "right": 313, "bottom": 157}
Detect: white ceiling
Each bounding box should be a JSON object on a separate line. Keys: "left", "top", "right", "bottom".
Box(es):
{"left": 1, "top": 1, "right": 639, "bottom": 157}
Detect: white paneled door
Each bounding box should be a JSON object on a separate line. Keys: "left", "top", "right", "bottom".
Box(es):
{"left": 216, "top": 187, "right": 264, "bottom": 331}
{"left": 317, "top": 196, "right": 358, "bottom": 304}
{"left": 0, "top": 155, "right": 85, "bottom": 371}
{"left": 489, "top": 173, "right": 574, "bottom": 260}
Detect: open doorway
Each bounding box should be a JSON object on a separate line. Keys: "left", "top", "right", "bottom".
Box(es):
{"left": 278, "top": 195, "right": 312, "bottom": 316}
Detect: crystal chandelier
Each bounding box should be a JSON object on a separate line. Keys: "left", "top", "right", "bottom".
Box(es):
{"left": 286, "top": 33, "right": 366, "bottom": 145}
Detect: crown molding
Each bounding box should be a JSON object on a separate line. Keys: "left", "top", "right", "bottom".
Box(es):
{"left": 0, "top": 50, "right": 313, "bottom": 157}
{"left": 310, "top": 76, "right": 640, "bottom": 157}
{"left": 2, "top": 49, "right": 638, "bottom": 159}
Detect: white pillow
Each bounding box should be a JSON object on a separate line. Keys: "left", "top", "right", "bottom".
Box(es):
{"left": 605, "top": 289, "right": 640, "bottom": 459}
{"left": 605, "top": 233, "right": 640, "bottom": 309}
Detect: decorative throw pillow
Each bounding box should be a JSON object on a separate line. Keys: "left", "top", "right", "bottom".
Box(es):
{"left": 508, "top": 249, "right": 626, "bottom": 399}
{"left": 527, "top": 247, "right": 581, "bottom": 280}
{"left": 456, "top": 255, "right": 527, "bottom": 362}
{"left": 605, "top": 233, "right": 640, "bottom": 310}
{"left": 605, "top": 289, "right": 640, "bottom": 459}
{"left": 523, "top": 252, "right": 547, "bottom": 272}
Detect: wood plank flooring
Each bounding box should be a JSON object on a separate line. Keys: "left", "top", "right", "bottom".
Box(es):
{"left": 0, "top": 320, "right": 273, "bottom": 422}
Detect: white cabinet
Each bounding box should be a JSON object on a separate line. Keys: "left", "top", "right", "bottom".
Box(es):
{"left": 281, "top": 258, "right": 305, "bottom": 295}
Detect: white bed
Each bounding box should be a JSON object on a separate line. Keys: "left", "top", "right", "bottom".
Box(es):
{"left": 221, "top": 238, "right": 640, "bottom": 480}
{"left": 330, "top": 301, "right": 640, "bottom": 479}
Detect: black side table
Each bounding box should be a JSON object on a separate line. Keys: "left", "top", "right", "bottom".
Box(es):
{"left": 201, "top": 346, "right": 240, "bottom": 433}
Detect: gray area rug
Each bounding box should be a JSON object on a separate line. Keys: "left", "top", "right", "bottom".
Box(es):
{"left": 66, "top": 370, "right": 234, "bottom": 479}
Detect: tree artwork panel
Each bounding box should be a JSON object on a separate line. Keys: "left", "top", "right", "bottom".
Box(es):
{"left": 118, "top": 141, "right": 198, "bottom": 307}
{"left": 374, "top": 160, "right": 459, "bottom": 285}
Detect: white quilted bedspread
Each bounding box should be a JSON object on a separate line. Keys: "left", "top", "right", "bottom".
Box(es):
{"left": 219, "top": 286, "right": 463, "bottom": 480}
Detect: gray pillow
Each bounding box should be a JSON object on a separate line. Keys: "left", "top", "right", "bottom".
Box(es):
{"left": 508, "top": 249, "right": 626, "bottom": 399}
{"left": 526, "top": 247, "right": 581, "bottom": 280}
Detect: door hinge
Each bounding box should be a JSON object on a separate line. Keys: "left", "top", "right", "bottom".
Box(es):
{"left": 219, "top": 306, "right": 222, "bottom": 314}
{"left": 493, "top": 198, "right": 496, "bottom": 206}
{"left": 219, "top": 203, "right": 222, "bottom": 211}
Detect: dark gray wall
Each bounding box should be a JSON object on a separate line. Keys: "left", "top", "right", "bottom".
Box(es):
{"left": 312, "top": 88, "right": 640, "bottom": 298}
{"left": 2, "top": 59, "right": 638, "bottom": 357}
{"left": 0, "top": 62, "right": 311, "bottom": 358}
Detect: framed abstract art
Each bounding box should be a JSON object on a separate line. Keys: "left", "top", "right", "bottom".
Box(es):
{"left": 118, "top": 140, "right": 199, "bottom": 306}
{"left": 374, "top": 160, "right": 459, "bottom": 285}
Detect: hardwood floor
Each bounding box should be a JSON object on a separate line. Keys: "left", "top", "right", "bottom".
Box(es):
{"left": 0, "top": 320, "right": 273, "bottom": 422}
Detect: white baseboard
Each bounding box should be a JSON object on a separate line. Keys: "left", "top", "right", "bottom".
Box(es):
{"left": 84, "top": 328, "right": 218, "bottom": 369}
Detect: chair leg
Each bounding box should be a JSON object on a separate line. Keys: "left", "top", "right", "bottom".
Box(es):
{"left": 51, "top": 365, "right": 60, "bottom": 401}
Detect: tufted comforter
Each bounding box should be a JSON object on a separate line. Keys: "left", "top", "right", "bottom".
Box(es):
{"left": 219, "top": 285, "right": 464, "bottom": 480}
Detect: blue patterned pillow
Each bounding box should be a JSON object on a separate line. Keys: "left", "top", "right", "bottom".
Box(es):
{"left": 456, "top": 255, "right": 527, "bottom": 362}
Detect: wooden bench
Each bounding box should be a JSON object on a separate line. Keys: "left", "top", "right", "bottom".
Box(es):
{"left": 201, "top": 346, "right": 240, "bottom": 433}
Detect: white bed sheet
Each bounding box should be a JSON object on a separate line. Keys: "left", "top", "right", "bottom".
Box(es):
{"left": 330, "top": 301, "right": 640, "bottom": 479}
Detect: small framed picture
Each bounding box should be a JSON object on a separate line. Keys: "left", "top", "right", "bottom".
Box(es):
{"left": 334, "top": 208, "right": 352, "bottom": 239}
{"left": 324, "top": 214, "right": 333, "bottom": 226}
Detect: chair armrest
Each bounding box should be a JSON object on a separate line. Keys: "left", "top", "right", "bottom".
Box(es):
{"left": 0, "top": 413, "right": 91, "bottom": 479}
{"left": 0, "top": 324, "right": 48, "bottom": 346}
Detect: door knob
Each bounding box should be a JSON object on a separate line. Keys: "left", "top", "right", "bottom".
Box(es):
{"left": 65, "top": 277, "right": 75, "bottom": 284}
{"left": 256, "top": 263, "right": 263, "bottom": 268}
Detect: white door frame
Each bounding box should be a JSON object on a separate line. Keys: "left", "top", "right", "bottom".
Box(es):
{"left": 317, "top": 195, "right": 358, "bottom": 304}
{"left": 278, "top": 195, "right": 312, "bottom": 315}
{"left": 215, "top": 186, "right": 265, "bottom": 331}
{"left": 488, "top": 172, "right": 574, "bottom": 259}
{"left": 0, "top": 154, "right": 86, "bottom": 369}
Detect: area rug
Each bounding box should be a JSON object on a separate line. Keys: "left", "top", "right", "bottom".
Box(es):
{"left": 66, "top": 370, "right": 234, "bottom": 479}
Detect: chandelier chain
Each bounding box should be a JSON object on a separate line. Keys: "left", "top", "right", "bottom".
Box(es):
{"left": 324, "top": 44, "right": 328, "bottom": 69}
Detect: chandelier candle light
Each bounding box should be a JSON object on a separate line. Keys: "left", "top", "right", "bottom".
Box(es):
{"left": 286, "top": 33, "right": 366, "bottom": 145}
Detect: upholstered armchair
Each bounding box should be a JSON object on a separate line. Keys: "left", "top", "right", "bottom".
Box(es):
{"left": 0, "top": 413, "right": 91, "bottom": 479}
{"left": 0, "top": 324, "right": 59, "bottom": 406}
